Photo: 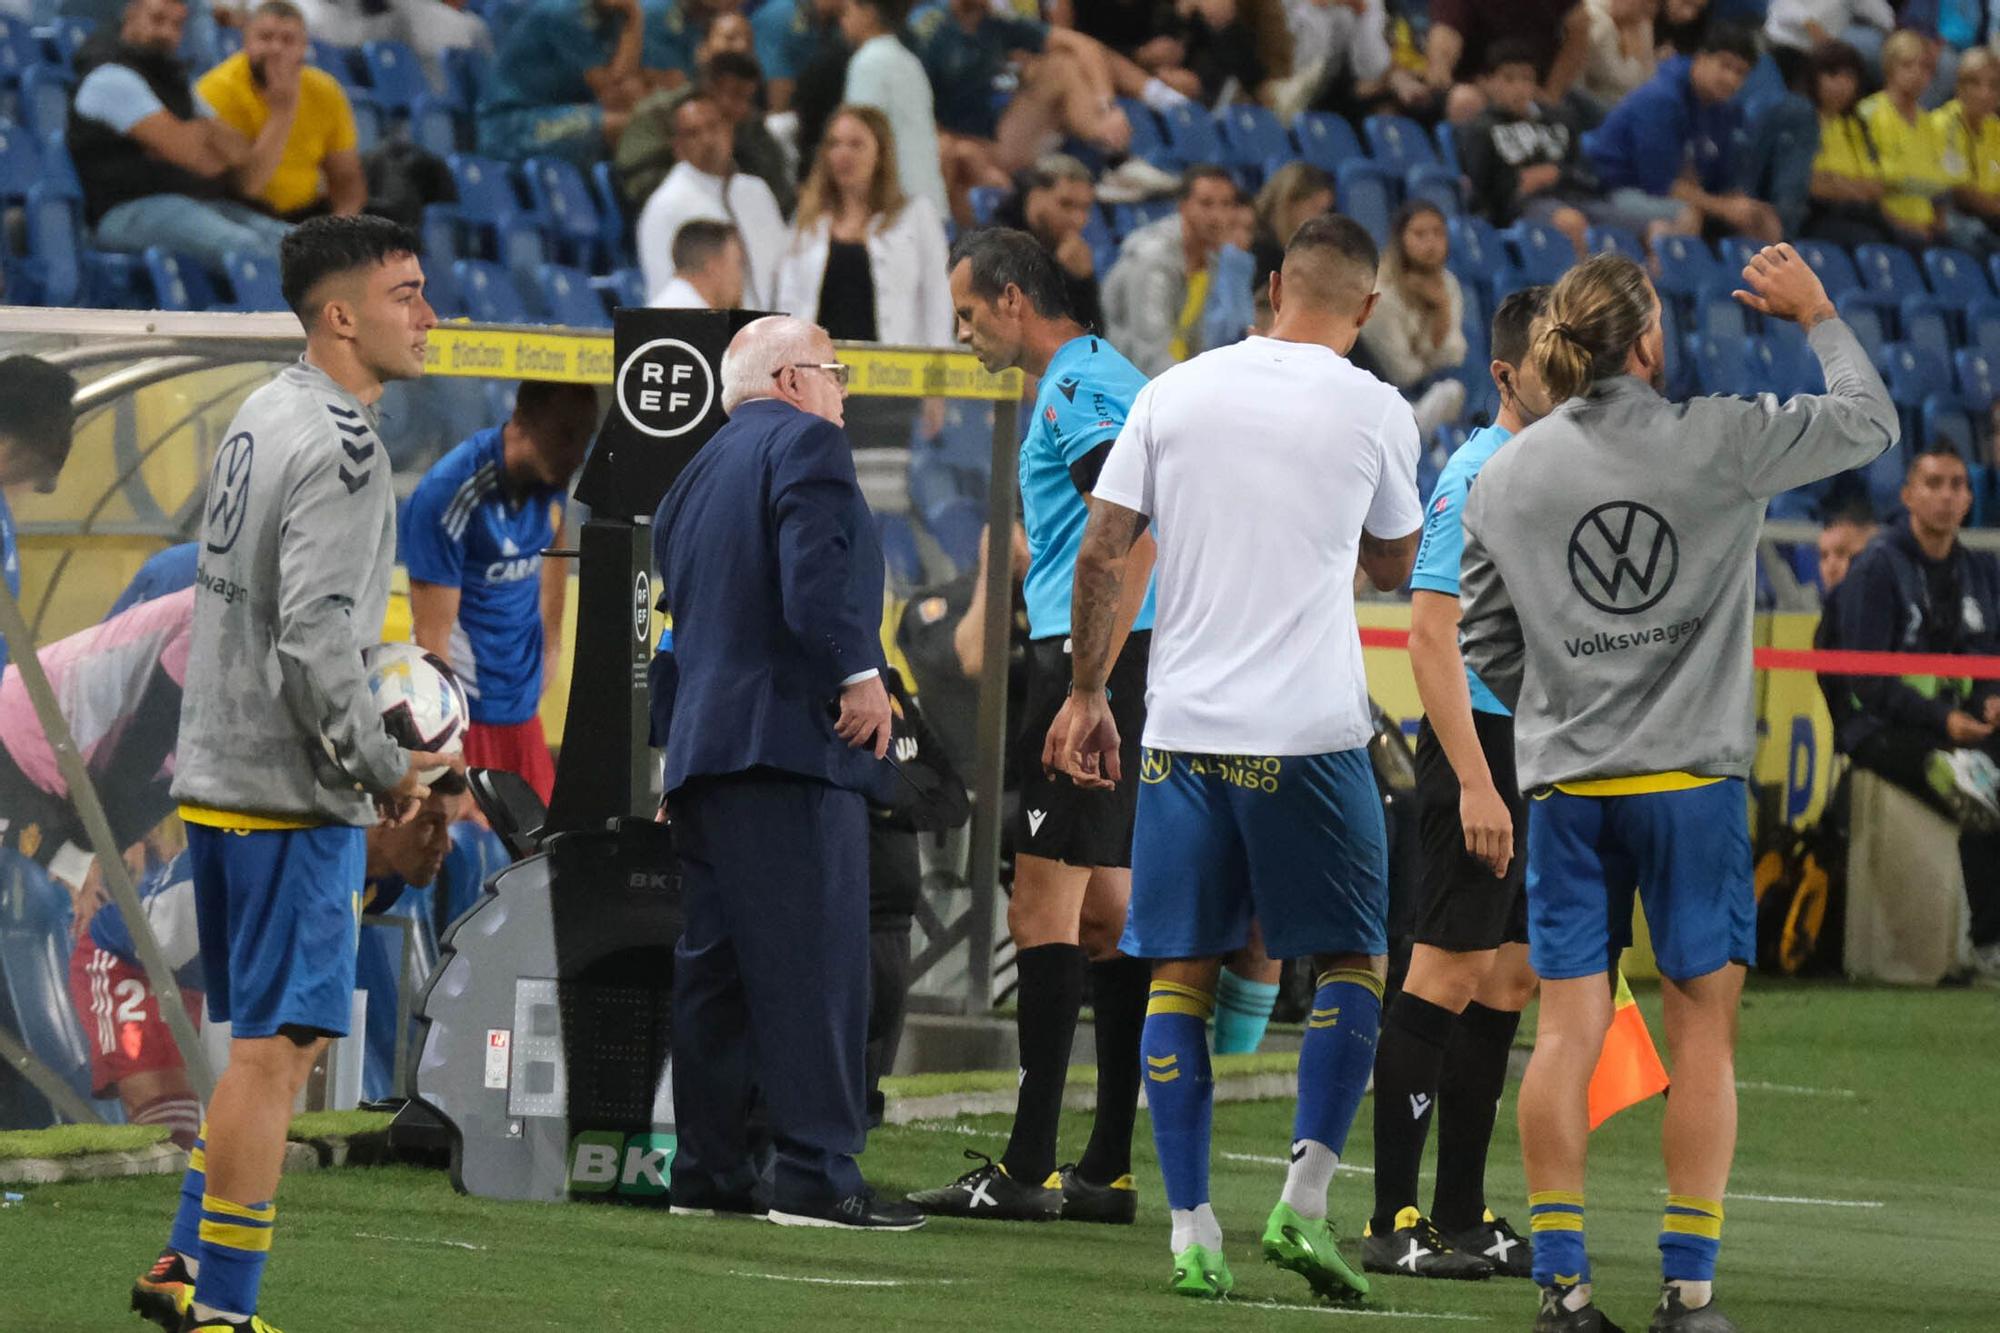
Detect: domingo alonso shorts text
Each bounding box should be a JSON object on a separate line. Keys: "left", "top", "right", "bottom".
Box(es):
{"left": 1121, "top": 747, "right": 1388, "bottom": 961}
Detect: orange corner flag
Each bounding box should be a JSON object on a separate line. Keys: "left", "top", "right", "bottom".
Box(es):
{"left": 1587, "top": 970, "right": 1670, "bottom": 1130}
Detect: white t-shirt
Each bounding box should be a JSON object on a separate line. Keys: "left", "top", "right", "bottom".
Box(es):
{"left": 634, "top": 163, "right": 786, "bottom": 309}
{"left": 1093, "top": 335, "right": 1422, "bottom": 756}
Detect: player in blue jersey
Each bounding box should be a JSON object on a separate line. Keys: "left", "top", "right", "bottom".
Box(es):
{"left": 403, "top": 380, "right": 599, "bottom": 804}
{"left": 1365, "top": 285, "right": 1552, "bottom": 1284}
{"left": 908, "top": 227, "right": 1159, "bottom": 1225}
{"left": 0, "top": 355, "right": 79, "bottom": 672}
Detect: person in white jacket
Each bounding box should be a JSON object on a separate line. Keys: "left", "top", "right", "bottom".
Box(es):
{"left": 773, "top": 104, "right": 952, "bottom": 349}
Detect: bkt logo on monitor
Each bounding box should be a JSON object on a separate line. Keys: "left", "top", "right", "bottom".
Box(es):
{"left": 1567, "top": 501, "right": 1679, "bottom": 616}
{"left": 567, "top": 1130, "right": 676, "bottom": 1198}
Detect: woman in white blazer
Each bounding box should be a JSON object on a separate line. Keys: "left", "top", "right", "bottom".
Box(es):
{"left": 773, "top": 104, "right": 954, "bottom": 349}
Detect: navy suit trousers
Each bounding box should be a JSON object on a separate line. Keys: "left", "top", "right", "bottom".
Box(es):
{"left": 669, "top": 771, "right": 870, "bottom": 1207}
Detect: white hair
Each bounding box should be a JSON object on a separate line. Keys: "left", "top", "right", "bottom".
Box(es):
{"left": 720, "top": 315, "right": 828, "bottom": 414}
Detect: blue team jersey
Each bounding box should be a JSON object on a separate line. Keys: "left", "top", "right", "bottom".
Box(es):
{"left": 402, "top": 428, "right": 565, "bottom": 726}
{"left": 1021, "top": 335, "right": 1156, "bottom": 639}
{"left": 89, "top": 851, "right": 206, "bottom": 991}
{"left": 0, "top": 489, "right": 16, "bottom": 673}
{"left": 1409, "top": 423, "right": 1511, "bottom": 717}
{"left": 105, "top": 542, "right": 198, "bottom": 620}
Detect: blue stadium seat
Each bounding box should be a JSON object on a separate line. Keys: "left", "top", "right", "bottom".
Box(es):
{"left": 0, "top": 123, "right": 41, "bottom": 204}
{"left": 221, "top": 250, "right": 286, "bottom": 311}
{"left": 1654, "top": 234, "right": 1722, "bottom": 307}
{"left": 144, "top": 248, "right": 228, "bottom": 312}
{"left": 1715, "top": 235, "right": 1760, "bottom": 275}
{"left": 1660, "top": 298, "right": 1690, "bottom": 399}
{"left": 444, "top": 153, "right": 546, "bottom": 277}
{"left": 360, "top": 39, "right": 432, "bottom": 114}
{"left": 441, "top": 46, "right": 489, "bottom": 116}
{"left": 18, "top": 63, "right": 71, "bottom": 140}
{"left": 1082, "top": 205, "right": 1114, "bottom": 278}
{"left": 876, "top": 512, "right": 923, "bottom": 590}
{"left": 1446, "top": 214, "right": 1506, "bottom": 275}
{"left": 84, "top": 249, "right": 150, "bottom": 309}
{"left": 1114, "top": 97, "right": 1169, "bottom": 165}
{"left": 48, "top": 15, "right": 94, "bottom": 65}
{"left": 906, "top": 448, "right": 964, "bottom": 520}
{"left": 1292, "top": 110, "right": 1363, "bottom": 174}
{"left": 214, "top": 23, "right": 241, "bottom": 58}
{"left": 1585, "top": 225, "right": 1643, "bottom": 260}
{"left": 534, "top": 262, "right": 610, "bottom": 328}
{"left": 310, "top": 39, "right": 363, "bottom": 88}
{"left": 0, "top": 15, "right": 42, "bottom": 84}
{"left": 1694, "top": 289, "right": 1751, "bottom": 342}
{"left": 590, "top": 159, "right": 629, "bottom": 261}
{"left": 1921, "top": 394, "right": 1978, "bottom": 462}
{"left": 1431, "top": 122, "right": 1460, "bottom": 174}
{"left": 1884, "top": 341, "right": 1952, "bottom": 404}
{"left": 1854, "top": 242, "right": 1927, "bottom": 294}
{"left": 1753, "top": 322, "right": 1826, "bottom": 395}
{"left": 1335, "top": 160, "right": 1396, "bottom": 246}
{"left": 1363, "top": 114, "right": 1436, "bottom": 170}
{"left": 1836, "top": 290, "right": 1894, "bottom": 351}
{"left": 455, "top": 258, "right": 533, "bottom": 323}
{"left": 1158, "top": 101, "right": 1225, "bottom": 165}
{"left": 1924, "top": 246, "right": 1994, "bottom": 301}
{"left": 1969, "top": 297, "right": 2000, "bottom": 353}
{"left": 1215, "top": 103, "right": 1289, "bottom": 178}
{"left": 967, "top": 185, "right": 1003, "bottom": 226}
{"left": 1954, "top": 346, "right": 2000, "bottom": 402}
{"left": 1404, "top": 163, "right": 1461, "bottom": 216}
{"left": 417, "top": 204, "right": 465, "bottom": 315}
{"left": 1795, "top": 239, "right": 1861, "bottom": 295}
{"left": 926, "top": 497, "right": 984, "bottom": 574}
{"left": 519, "top": 155, "right": 603, "bottom": 268}
{"left": 1691, "top": 333, "right": 1753, "bottom": 396}
{"left": 1457, "top": 306, "right": 1495, "bottom": 423}
{"left": 0, "top": 851, "right": 112, "bottom": 1123}
{"left": 349, "top": 92, "right": 384, "bottom": 154}
{"left": 593, "top": 265, "right": 646, "bottom": 309}
{"left": 25, "top": 183, "right": 82, "bottom": 306}
{"left": 1899, "top": 294, "right": 1955, "bottom": 359}
{"left": 1504, "top": 220, "right": 1569, "bottom": 285}
{"left": 408, "top": 93, "right": 460, "bottom": 157}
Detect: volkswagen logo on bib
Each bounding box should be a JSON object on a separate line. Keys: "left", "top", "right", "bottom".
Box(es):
{"left": 1568, "top": 501, "right": 1679, "bottom": 616}
{"left": 616, "top": 338, "right": 714, "bottom": 439}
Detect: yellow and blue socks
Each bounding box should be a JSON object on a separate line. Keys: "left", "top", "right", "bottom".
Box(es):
{"left": 1143, "top": 979, "right": 1216, "bottom": 1245}
{"left": 192, "top": 1194, "right": 275, "bottom": 1322}
{"left": 166, "top": 1123, "right": 208, "bottom": 1272}
{"left": 1530, "top": 1189, "right": 1590, "bottom": 1301}
{"left": 1661, "top": 1195, "right": 1724, "bottom": 1308}
{"left": 1282, "top": 968, "right": 1383, "bottom": 1218}
{"left": 1211, "top": 967, "right": 1280, "bottom": 1055}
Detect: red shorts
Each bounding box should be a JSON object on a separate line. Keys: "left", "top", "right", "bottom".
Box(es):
{"left": 464, "top": 715, "right": 555, "bottom": 805}
{"left": 66, "top": 940, "right": 202, "bottom": 1097}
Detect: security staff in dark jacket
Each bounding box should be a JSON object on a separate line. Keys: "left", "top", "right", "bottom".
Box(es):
{"left": 653, "top": 313, "right": 924, "bottom": 1231}
{"left": 1821, "top": 446, "right": 2000, "bottom": 959}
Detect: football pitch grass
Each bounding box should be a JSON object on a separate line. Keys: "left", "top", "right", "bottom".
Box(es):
{"left": 6, "top": 982, "right": 1994, "bottom": 1332}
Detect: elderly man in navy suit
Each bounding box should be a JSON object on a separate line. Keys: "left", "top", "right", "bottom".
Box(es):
{"left": 653, "top": 314, "right": 923, "bottom": 1231}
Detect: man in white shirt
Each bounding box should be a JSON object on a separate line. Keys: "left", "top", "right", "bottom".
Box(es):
{"left": 839, "top": 0, "right": 950, "bottom": 220}
{"left": 1046, "top": 214, "right": 1421, "bottom": 1305}
{"left": 635, "top": 94, "right": 785, "bottom": 305}
{"left": 649, "top": 217, "right": 747, "bottom": 308}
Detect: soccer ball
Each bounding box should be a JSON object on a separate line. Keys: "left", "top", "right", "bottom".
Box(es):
{"left": 363, "top": 642, "right": 469, "bottom": 782}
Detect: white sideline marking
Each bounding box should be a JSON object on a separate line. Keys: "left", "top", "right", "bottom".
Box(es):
{"left": 1725, "top": 1192, "right": 1884, "bottom": 1209}
{"left": 1237, "top": 1301, "right": 1486, "bottom": 1322}
{"left": 907, "top": 1120, "right": 988, "bottom": 1136}
{"left": 353, "top": 1231, "right": 485, "bottom": 1251}
{"left": 1735, "top": 1080, "right": 1857, "bottom": 1099}
{"left": 1222, "top": 1151, "right": 1374, "bottom": 1176}
{"left": 728, "top": 1270, "right": 958, "bottom": 1287}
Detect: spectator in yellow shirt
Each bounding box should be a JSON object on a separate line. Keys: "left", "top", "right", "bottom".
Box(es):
{"left": 1857, "top": 30, "right": 1960, "bottom": 247}
{"left": 1940, "top": 49, "right": 2000, "bottom": 255}
{"left": 197, "top": 0, "right": 366, "bottom": 221}
{"left": 1804, "top": 41, "right": 1893, "bottom": 250}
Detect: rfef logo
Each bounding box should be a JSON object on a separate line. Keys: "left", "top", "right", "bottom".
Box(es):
{"left": 633, "top": 571, "right": 652, "bottom": 642}
{"left": 1567, "top": 501, "right": 1678, "bottom": 616}
{"left": 567, "top": 1131, "right": 675, "bottom": 1197}
{"left": 615, "top": 338, "right": 715, "bottom": 439}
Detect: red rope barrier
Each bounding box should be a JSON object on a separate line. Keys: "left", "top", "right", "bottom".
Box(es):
{"left": 1355, "top": 627, "right": 2000, "bottom": 680}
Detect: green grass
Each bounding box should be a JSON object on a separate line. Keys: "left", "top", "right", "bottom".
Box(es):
{"left": 0, "top": 1124, "right": 167, "bottom": 1162}
{"left": 4, "top": 983, "right": 1995, "bottom": 1332}
{"left": 883, "top": 1050, "right": 1302, "bottom": 1100}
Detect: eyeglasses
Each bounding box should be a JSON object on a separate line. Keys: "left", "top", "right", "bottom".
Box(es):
{"left": 773, "top": 361, "right": 851, "bottom": 389}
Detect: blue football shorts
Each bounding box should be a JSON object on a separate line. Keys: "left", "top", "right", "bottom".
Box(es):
{"left": 1525, "top": 778, "right": 1756, "bottom": 983}
{"left": 188, "top": 823, "right": 367, "bottom": 1039}
{"left": 1121, "top": 747, "right": 1388, "bottom": 961}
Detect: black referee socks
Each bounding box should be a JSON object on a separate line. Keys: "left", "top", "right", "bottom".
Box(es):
{"left": 1077, "top": 954, "right": 1151, "bottom": 1185}
{"left": 1369, "top": 991, "right": 1456, "bottom": 1235}
{"left": 1432, "top": 1000, "right": 1522, "bottom": 1233}
{"left": 1001, "top": 943, "right": 1087, "bottom": 1185}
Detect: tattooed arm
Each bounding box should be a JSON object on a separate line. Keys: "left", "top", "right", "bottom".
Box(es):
{"left": 1043, "top": 497, "right": 1149, "bottom": 789}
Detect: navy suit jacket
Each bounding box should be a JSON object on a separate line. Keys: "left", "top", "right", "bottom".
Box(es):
{"left": 653, "top": 397, "right": 887, "bottom": 795}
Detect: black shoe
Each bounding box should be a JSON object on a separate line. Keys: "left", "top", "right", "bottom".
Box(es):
{"left": 1442, "top": 1211, "right": 1534, "bottom": 1279}
{"left": 1053, "top": 1164, "right": 1137, "bottom": 1224}
{"left": 1535, "top": 1286, "right": 1625, "bottom": 1333}
{"left": 905, "top": 1150, "right": 1061, "bottom": 1221}
{"left": 1648, "top": 1286, "right": 1738, "bottom": 1332}
{"left": 669, "top": 1180, "right": 766, "bottom": 1218}
{"left": 1361, "top": 1207, "right": 1493, "bottom": 1279}
{"left": 766, "top": 1189, "right": 926, "bottom": 1231}
{"left": 130, "top": 1250, "right": 193, "bottom": 1331}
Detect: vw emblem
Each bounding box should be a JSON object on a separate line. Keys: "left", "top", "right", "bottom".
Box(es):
{"left": 1568, "top": 501, "right": 1678, "bottom": 616}
{"left": 206, "top": 432, "right": 255, "bottom": 555}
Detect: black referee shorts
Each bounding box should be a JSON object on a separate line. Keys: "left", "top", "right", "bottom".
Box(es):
{"left": 1411, "top": 711, "right": 1529, "bottom": 953}
{"left": 1009, "top": 632, "right": 1149, "bottom": 868}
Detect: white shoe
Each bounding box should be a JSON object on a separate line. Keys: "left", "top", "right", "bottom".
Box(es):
{"left": 1095, "top": 158, "right": 1183, "bottom": 204}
